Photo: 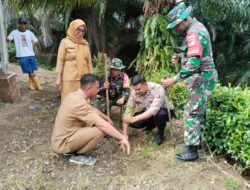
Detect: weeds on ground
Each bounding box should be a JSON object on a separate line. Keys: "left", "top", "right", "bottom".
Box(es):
{"left": 224, "top": 177, "right": 241, "bottom": 190}
{"left": 40, "top": 105, "right": 57, "bottom": 122}
{"left": 14, "top": 124, "right": 28, "bottom": 130}
{"left": 141, "top": 141, "right": 157, "bottom": 158}
{"left": 0, "top": 101, "right": 5, "bottom": 108}
{"left": 165, "top": 157, "right": 178, "bottom": 168}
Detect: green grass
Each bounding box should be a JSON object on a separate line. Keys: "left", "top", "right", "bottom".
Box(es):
{"left": 141, "top": 140, "right": 157, "bottom": 158}
{"left": 40, "top": 105, "right": 57, "bottom": 122}
{"left": 36, "top": 57, "right": 55, "bottom": 71}
{"left": 224, "top": 178, "right": 241, "bottom": 190}
{"left": 14, "top": 124, "right": 28, "bottom": 130}
{"left": 0, "top": 101, "right": 5, "bottom": 108}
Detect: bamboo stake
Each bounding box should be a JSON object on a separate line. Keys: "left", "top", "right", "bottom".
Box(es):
{"left": 104, "top": 54, "right": 110, "bottom": 117}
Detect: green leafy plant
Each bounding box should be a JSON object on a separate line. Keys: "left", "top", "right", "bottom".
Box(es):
{"left": 36, "top": 57, "right": 55, "bottom": 71}
{"left": 167, "top": 83, "right": 187, "bottom": 118}
{"left": 131, "top": 14, "right": 178, "bottom": 78}
{"left": 224, "top": 178, "right": 241, "bottom": 190}
{"left": 93, "top": 52, "right": 107, "bottom": 77}
{"left": 8, "top": 42, "right": 18, "bottom": 63}
{"left": 205, "top": 84, "right": 250, "bottom": 169}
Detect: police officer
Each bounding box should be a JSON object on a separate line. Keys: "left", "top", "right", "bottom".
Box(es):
{"left": 123, "top": 75, "right": 173, "bottom": 145}
{"left": 161, "top": 5, "right": 218, "bottom": 161}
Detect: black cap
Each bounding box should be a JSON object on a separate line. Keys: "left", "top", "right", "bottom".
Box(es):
{"left": 18, "top": 17, "right": 27, "bottom": 24}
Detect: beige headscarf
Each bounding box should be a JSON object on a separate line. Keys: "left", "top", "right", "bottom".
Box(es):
{"left": 66, "top": 19, "right": 93, "bottom": 77}
{"left": 66, "top": 19, "right": 88, "bottom": 45}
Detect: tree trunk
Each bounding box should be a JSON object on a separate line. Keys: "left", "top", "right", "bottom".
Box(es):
{"left": 99, "top": 19, "right": 106, "bottom": 53}
{"left": 87, "top": 11, "right": 101, "bottom": 54}
{"left": 40, "top": 10, "right": 54, "bottom": 48}
{"left": 0, "top": 0, "right": 9, "bottom": 74}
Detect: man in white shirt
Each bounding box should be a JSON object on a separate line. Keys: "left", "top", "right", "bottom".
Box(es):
{"left": 7, "top": 17, "right": 42, "bottom": 90}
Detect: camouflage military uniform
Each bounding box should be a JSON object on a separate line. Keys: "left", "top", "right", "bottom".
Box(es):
{"left": 94, "top": 72, "right": 130, "bottom": 113}
{"left": 173, "top": 18, "right": 218, "bottom": 146}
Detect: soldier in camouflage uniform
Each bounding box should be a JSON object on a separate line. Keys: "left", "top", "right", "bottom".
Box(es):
{"left": 161, "top": 4, "right": 218, "bottom": 161}
{"left": 95, "top": 58, "right": 130, "bottom": 114}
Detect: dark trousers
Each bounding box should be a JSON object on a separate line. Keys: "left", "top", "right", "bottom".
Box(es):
{"left": 129, "top": 108, "right": 173, "bottom": 135}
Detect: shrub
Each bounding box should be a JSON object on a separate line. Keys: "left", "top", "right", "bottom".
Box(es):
{"left": 8, "top": 43, "right": 18, "bottom": 63}
{"left": 205, "top": 85, "right": 250, "bottom": 168}
{"left": 168, "top": 83, "right": 187, "bottom": 118}
{"left": 93, "top": 52, "right": 106, "bottom": 77}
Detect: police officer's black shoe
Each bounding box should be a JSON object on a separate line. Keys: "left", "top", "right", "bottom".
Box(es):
{"left": 153, "top": 133, "right": 165, "bottom": 145}
{"left": 175, "top": 145, "right": 199, "bottom": 161}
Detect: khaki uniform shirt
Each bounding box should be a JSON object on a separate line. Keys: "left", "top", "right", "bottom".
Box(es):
{"left": 51, "top": 89, "right": 101, "bottom": 154}
{"left": 124, "top": 82, "right": 168, "bottom": 119}
{"left": 56, "top": 38, "right": 93, "bottom": 81}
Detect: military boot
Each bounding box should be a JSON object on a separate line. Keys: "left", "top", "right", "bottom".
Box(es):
{"left": 176, "top": 145, "right": 199, "bottom": 161}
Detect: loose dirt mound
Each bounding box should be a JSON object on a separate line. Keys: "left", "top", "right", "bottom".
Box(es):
{"left": 0, "top": 64, "right": 248, "bottom": 190}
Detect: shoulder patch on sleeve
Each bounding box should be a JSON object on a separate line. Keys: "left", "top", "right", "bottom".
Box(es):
{"left": 187, "top": 31, "right": 203, "bottom": 58}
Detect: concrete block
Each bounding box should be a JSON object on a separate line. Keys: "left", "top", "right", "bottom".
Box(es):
{"left": 0, "top": 72, "right": 21, "bottom": 103}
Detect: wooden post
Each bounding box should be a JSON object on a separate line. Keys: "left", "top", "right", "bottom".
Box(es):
{"left": 104, "top": 54, "right": 110, "bottom": 117}
{"left": 0, "top": 0, "right": 9, "bottom": 74}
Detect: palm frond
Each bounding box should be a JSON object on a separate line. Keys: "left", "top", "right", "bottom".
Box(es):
{"left": 234, "top": 62, "right": 250, "bottom": 86}
{"left": 193, "top": 0, "right": 250, "bottom": 24}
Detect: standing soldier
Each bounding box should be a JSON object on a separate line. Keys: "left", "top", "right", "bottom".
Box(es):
{"left": 95, "top": 58, "right": 130, "bottom": 114}
{"left": 161, "top": 5, "right": 218, "bottom": 161}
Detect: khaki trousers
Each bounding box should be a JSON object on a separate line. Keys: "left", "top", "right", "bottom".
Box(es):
{"left": 66, "top": 127, "right": 104, "bottom": 154}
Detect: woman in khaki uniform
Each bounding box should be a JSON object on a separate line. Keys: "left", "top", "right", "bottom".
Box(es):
{"left": 55, "top": 19, "right": 93, "bottom": 102}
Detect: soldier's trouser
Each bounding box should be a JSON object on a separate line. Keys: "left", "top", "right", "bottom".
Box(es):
{"left": 65, "top": 127, "right": 104, "bottom": 154}
{"left": 130, "top": 108, "right": 171, "bottom": 134}
{"left": 184, "top": 79, "right": 216, "bottom": 146}
{"left": 94, "top": 97, "right": 117, "bottom": 114}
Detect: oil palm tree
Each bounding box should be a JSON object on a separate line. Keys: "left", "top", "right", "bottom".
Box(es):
{"left": 189, "top": 0, "right": 250, "bottom": 86}
{"left": 5, "top": 0, "right": 143, "bottom": 53}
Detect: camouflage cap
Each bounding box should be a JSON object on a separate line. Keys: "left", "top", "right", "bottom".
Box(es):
{"left": 166, "top": 5, "right": 192, "bottom": 29}
{"left": 110, "top": 58, "right": 126, "bottom": 70}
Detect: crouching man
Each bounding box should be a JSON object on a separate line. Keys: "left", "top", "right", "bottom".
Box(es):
{"left": 123, "top": 75, "right": 174, "bottom": 145}
{"left": 51, "top": 74, "right": 130, "bottom": 165}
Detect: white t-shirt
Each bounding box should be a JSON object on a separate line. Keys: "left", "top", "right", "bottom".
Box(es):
{"left": 7, "top": 29, "right": 38, "bottom": 58}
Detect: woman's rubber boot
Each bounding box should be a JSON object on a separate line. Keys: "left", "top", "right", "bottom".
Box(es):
{"left": 28, "top": 76, "right": 35, "bottom": 90}
{"left": 31, "top": 76, "right": 43, "bottom": 91}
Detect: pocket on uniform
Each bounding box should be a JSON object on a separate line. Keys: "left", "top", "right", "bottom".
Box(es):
{"left": 66, "top": 48, "right": 77, "bottom": 60}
